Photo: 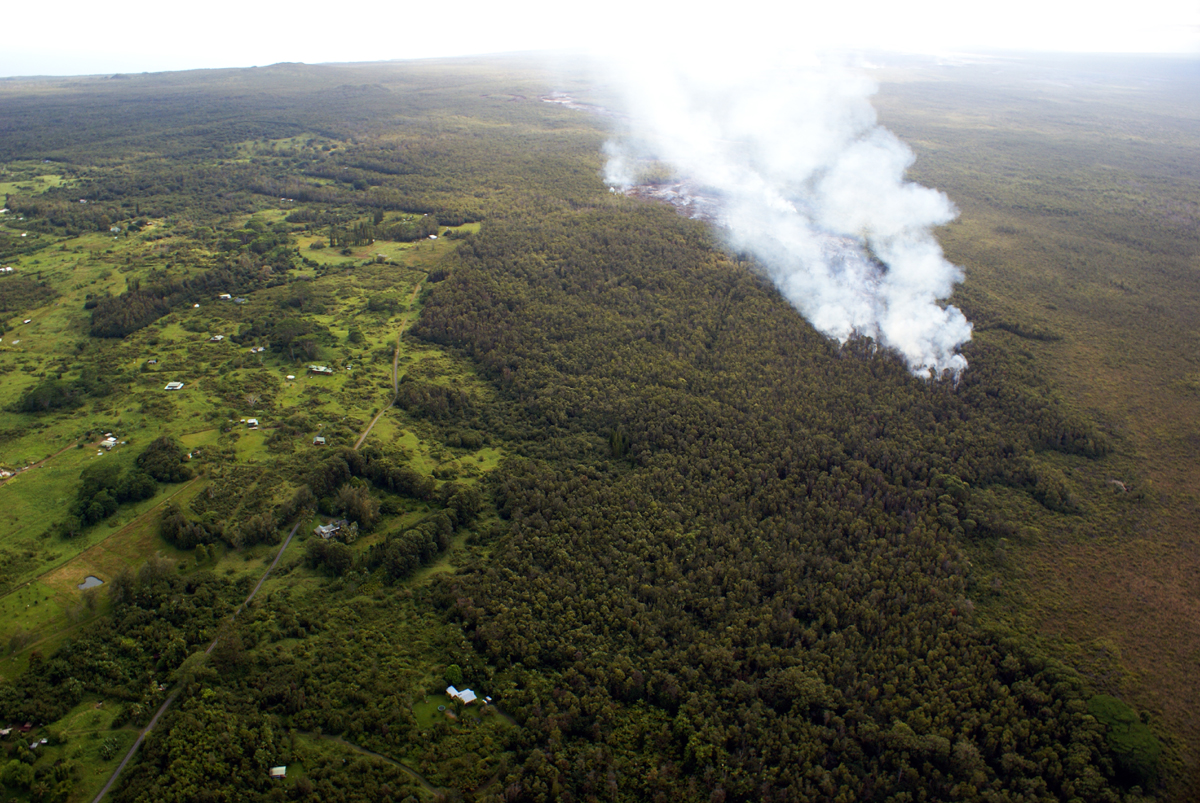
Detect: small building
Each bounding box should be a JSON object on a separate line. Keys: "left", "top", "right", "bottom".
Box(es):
{"left": 164, "top": 381, "right": 185, "bottom": 391}
{"left": 101, "top": 437, "right": 118, "bottom": 450}
{"left": 309, "top": 365, "right": 333, "bottom": 375}
{"left": 246, "top": 418, "right": 259, "bottom": 430}
{"left": 218, "top": 293, "right": 232, "bottom": 300}
{"left": 312, "top": 436, "right": 325, "bottom": 446}
{"left": 208, "top": 335, "right": 224, "bottom": 342}
{"left": 269, "top": 766, "right": 287, "bottom": 779}
{"left": 147, "top": 359, "right": 158, "bottom": 365}
{"left": 286, "top": 374, "right": 296, "bottom": 380}
{"left": 446, "top": 686, "right": 478, "bottom": 705}
{"left": 0, "top": 266, "right": 13, "bottom": 274}
{"left": 233, "top": 297, "right": 249, "bottom": 304}
{"left": 314, "top": 519, "right": 348, "bottom": 539}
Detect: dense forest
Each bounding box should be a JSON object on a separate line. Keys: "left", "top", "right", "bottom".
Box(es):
{"left": 0, "top": 55, "right": 1195, "bottom": 802}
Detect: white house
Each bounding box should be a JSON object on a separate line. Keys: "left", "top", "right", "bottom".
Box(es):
{"left": 164, "top": 381, "right": 185, "bottom": 391}
{"left": 446, "top": 686, "right": 478, "bottom": 705}
{"left": 314, "top": 519, "right": 348, "bottom": 539}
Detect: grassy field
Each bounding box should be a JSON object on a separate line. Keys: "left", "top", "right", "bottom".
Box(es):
{"left": 0, "top": 199, "right": 502, "bottom": 641}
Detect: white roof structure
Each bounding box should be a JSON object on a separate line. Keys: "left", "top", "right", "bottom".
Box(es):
{"left": 164, "top": 381, "right": 185, "bottom": 391}
{"left": 446, "top": 685, "right": 478, "bottom": 704}
{"left": 269, "top": 766, "right": 287, "bottom": 778}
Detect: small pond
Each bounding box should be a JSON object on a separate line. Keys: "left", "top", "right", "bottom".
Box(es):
{"left": 78, "top": 576, "right": 104, "bottom": 590}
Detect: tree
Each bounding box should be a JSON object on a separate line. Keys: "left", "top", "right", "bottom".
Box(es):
{"left": 1, "top": 758, "right": 34, "bottom": 790}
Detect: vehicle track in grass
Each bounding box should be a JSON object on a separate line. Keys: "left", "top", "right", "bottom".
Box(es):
{"left": 354, "top": 284, "right": 421, "bottom": 450}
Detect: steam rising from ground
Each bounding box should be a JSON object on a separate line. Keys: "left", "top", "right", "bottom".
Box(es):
{"left": 600, "top": 54, "right": 972, "bottom": 378}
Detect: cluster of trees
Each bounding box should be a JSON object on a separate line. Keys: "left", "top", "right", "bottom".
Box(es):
{"left": 306, "top": 446, "right": 437, "bottom": 505}
{"left": 160, "top": 503, "right": 278, "bottom": 550}
{"left": 56, "top": 436, "right": 194, "bottom": 535}
{"left": 89, "top": 260, "right": 291, "bottom": 338}
{"left": 365, "top": 514, "right": 452, "bottom": 582}
{"left": 217, "top": 217, "right": 294, "bottom": 263}
{"left": 404, "top": 204, "right": 1142, "bottom": 800}
{"left": 66, "top": 460, "right": 156, "bottom": 529}
{"left": 0, "top": 559, "right": 241, "bottom": 725}
{"left": 394, "top": 378, "right": 474, "bottom": 421}
{"left": 137, "top": 436, "right": 195, "bottom": 483}
{"left": 322, "top": 215, "right": 440, "bottom": 248}
{"left": 3, "top": 194, "right": 125, "bottom": 236}
{"left": 114, "top": 691, "right": 423, "bottom": 803}
{"left": 13, "top": 366, "right": 113, "bottom": 413}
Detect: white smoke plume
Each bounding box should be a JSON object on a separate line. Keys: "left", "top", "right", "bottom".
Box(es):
{"left": 599, "top": 52, "right": 971, "bottom": 378}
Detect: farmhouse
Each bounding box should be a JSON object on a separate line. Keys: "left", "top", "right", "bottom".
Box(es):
{"left": 218, "top": 293, "right": 232, "bottom": 300}
{"left": 269, "top": 767, "right": 287, "bottom": 779}
{"left": 445, "top": 686, "right": 478, "bottom": 705}
{"left": 309, "top": 365, "right": 333, "bottom": 375}
{"left": 164, "top": 381, "right": 185, "bottom": 391}
{"left": 0, "top": 266, "right": 13, "bottom": 274}
{"left": 246, "top": 418, "right": 259, "bottom": 429}
{"left": 101, "top": 437, "right": 118, "bottom": 450}
{"left": 312, "top": 436, "right": 325, "bottom": 446}
{"left": 314, "top": 519, "right": 349, "bottom": 539}
{"left": 208, "top": 335, "right": 224, "bottom": 342}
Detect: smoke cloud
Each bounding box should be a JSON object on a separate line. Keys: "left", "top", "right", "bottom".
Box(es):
{"left": 600, "top": 52, "right": 971, "bottom": 378}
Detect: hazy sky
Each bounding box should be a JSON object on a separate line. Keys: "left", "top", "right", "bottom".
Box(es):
{"left": 2, "top": 0, "right": 1197, "bottom": 77}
